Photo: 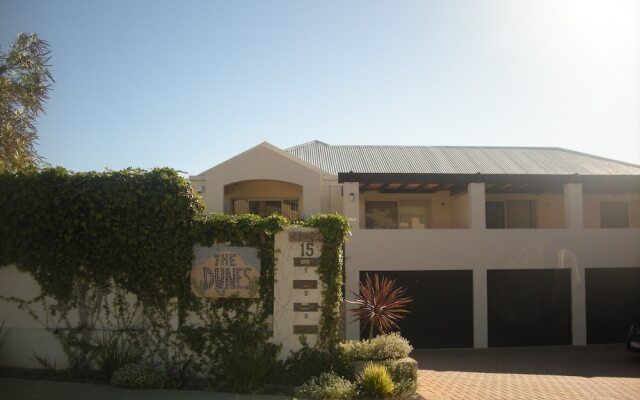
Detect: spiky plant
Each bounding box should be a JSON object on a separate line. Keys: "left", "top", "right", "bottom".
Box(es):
{"left": 349, "top": 273, "right": 413, "bottom": 338}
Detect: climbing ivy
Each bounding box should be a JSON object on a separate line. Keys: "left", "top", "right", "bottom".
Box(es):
{"left": 0, "top": 167, "right": 202, "bottom": 304}
{"left": 0, "top": 168, "right": 351, "bottom": 380}
{"left": 302, "top": 214, "right": 351, "bottom": 352}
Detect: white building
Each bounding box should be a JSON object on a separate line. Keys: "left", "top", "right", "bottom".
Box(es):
{"left": 191, "top": 140, "right": 640, "bottom": 349}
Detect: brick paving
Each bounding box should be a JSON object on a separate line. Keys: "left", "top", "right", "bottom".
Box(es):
{"left": 413, "top": 344, "right": 640, "bottom": 400}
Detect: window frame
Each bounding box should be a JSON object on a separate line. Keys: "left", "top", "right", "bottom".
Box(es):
{"left": 486, "top": 199, "right": 536, "bottom": 229}
{"left": 232, "top": 197, "right": 300, "bottom": 220}
{"left": 599, "top": 201, "right": 629, "bottom": 228}
{"left": 364, "top": 199, "right": 431, "bottom": 229}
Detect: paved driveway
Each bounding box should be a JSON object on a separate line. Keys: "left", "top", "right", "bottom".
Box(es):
{"left": 413, "top": 344, "right": 640, "bottom": 400}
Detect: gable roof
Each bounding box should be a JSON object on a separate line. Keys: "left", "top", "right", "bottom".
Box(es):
{"left": 286, "top": 141, "right": 640, "bottom": 176}
{"left": 193, "top": 141, "right": 326, "bottom": 177}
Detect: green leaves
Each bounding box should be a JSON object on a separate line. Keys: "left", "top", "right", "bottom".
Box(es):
{"left": 303, "top": 214, "right": 351, "bottom": 352}
{"left": 0, "top": 167, "right": 203, "bottom": 308}
{"left": 0, "top": 33, "right": 54, "bottom": 173}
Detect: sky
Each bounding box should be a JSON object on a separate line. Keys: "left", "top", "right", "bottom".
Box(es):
{"left": 1, "top": 0, "right": 639, "bottom": 175}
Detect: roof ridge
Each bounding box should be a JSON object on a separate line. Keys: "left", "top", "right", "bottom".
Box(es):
{"left": 285, "top": 140, "right": 330, "bottom": 150}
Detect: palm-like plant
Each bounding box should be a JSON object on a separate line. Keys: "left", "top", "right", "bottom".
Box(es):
{"left": 348, "top": 273, "right": 413, "bottom": 339}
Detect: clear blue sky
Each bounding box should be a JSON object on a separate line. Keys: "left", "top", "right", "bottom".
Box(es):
{"left": 1, "top": 0, "right": 639, "bottom": 174}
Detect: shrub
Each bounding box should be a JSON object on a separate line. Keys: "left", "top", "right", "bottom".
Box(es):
{"left": 295, "top": 372, "right": 355, "bottom": 399}
{"left": 340, "top": 332, "right": 412, "bottom": 361}
{"left": 392, "top": 378, "right": 417, "bottom": 398}
{"left": 93, "top": 330, "right": 144, "bottom": 381}
{"left": 355, "top": 363, "right": 395, "bottom": 399}
{"left": 284, "top": 338, "right": 350, "bottom": 385}
{"left": 349, "top": 273, "right": 412, "bottom": 338}
{"left": 110, "top": 363, "right": 164, "bottom": 389}
{"left": 216, "top": 341, "right": 283, "bottom": 393}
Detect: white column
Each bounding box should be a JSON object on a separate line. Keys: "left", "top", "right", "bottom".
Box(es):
{"left": 468, "top": 182, "right": 486, "bottom": 230}
{"left": 473, "top": 268, "right": 488, "bottom": 348}
{"left": 342, "top": 181, "right": 361, "bottom": 340}
{"left": 564, "top": 183, "right": 584, "bottom": 229}
{"left": 564, "top": 183, "right": 586, "bottom": 345}
{"left": 210, "top": 184, "right": 225, "bottom": 214}
{"left": 344, "top": 259, "right": 360, "bottom": 340}
{"left": 342, "top": 182, "right": 360, "bottom": 230}
{"left": 571, "top": 265, "right": 587, "bottom": 345}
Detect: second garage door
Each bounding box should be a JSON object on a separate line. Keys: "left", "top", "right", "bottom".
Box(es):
{"left": 359, "top": 270, "right": 473, "bottom": 349}
{"left": 586, "top": 267, "right": 640, "bottom": 344}
{"left": 488, "top": 269, "right": 572, "bottom": 347}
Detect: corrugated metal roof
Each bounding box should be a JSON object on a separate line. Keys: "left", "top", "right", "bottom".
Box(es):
{"left": 286, "top": 141, "right": 640, "bottom": 176}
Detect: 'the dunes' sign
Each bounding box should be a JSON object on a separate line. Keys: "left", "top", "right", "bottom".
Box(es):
{"left": 191, "top": 245, "right": 260, "bottom": 298}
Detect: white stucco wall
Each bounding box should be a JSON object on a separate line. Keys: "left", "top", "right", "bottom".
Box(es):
{"left": 192, "top": 143, "right": 329, "bottom": 218}
{"left": 343, "top": 182, "right": 640, "bottom": 348}
{"left": 0, "top": 265, "right": 66, "bottom": 368}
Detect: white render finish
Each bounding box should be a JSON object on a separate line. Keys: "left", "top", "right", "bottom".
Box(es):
{"left": 2, "top": 142, "right": 639, "bottom": 369}
{"left": 273, "top": 227, "right": 323, "bottom": 358}
{"left": 191, "top": 142, "right": 328, "bottom": 217}
{"left": 468, "top": 183, "right": 486, "bottom": 230}
{"left": 564, "top": 183, "right": 584, "bottom": 229}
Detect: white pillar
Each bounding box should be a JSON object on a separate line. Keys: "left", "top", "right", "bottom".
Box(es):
{"left": 571, "top": 265, "right": 587, "bottom": 345}
{"left": 342, "top": 182, "right": 361, "bottom": 340}
{"left": 345, "top": 260, "right": 360, "bottom": 340}
{"left": 564, "top": 183, "right": 584, "bottom": 229}
{"left": 468, "top": 182, "right": 486, "bottom": 230}
{"left": 210, "top": 184, "right": 224, "bottom": 214}
{"left": 564, "top": 183, "right": 586, "bottom": 345}
{"left": 473, "top": 268, "right": 488, "bottom": 348}
{"left": 342, "top": 182, "right": 360, "bottom": 230}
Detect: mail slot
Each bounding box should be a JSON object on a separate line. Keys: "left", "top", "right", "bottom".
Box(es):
{"left": 294, "top": 303, "right": 319, "bottom": 312}
{"left": 293, "top": 280, "right": 318, "bottom": 289}
{"left": 293, "top": 325, "right": 319, "bottom": 334}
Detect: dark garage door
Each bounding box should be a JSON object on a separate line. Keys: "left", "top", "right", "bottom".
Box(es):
{"left": 586, "top": 267, "right": 640, "bottom": 344}
{"left": 488, "top": 269, "right": 571, "bottom": 347}
{"left": 359, "top": 270, "right": 473, "bottom": 349}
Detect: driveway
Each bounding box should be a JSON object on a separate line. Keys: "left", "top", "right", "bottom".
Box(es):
{"left": 413, "top": 344, "right": 640, "bottom": 400}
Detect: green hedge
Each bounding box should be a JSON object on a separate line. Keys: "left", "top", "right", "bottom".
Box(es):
{"left": 0, "top": 167, "right": 203, "bottom": 308}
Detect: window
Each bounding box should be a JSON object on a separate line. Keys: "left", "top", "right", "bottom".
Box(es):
{"left": 365, "top": 201, "right": 397, "bottom": 229}
{"left": 365, "top": 200, "right": 430, "bottom": 229}
{"left": 600, "top": 201, "right": 629, "bottom": 228}
{"left": 486, "top": 200, "right": 535, "bottom": 229}
{"left": 233, "top": 199, "right": 299, "bottom": 220}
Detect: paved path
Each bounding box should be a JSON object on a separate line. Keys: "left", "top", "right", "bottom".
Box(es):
{"left": 0, "top": 377, "right": 288, "bottom": 400}
{"left": 414, "top": 344, "right": 640, "bottom": 400}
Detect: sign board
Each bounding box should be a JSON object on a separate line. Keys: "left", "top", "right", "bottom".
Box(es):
{"left": 191, "top": 245, "right": 260, "bottom": 298}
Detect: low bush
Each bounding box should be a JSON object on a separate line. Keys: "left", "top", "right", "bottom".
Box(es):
{"left": 340, "top": 333, "right": 412, "bottom": 361}
{"left": 215, "top": 341, "right": 283, "bottom": 393}
{"left": 93, "top": 331, "right": 144, "bottom": 381}
{"left": 110, "top": 363, "right": 164, "bottom": 389}
{"left": 284, "top": 339, "right": 350, "bottom": 385}
{"left": 295, "top": 372, "right": 355, "bottom": 400}
{"left": 386, "top": 359, "right": 417, "bottom": 383}
{"left": 392, "top": 378, "right": 417, "bottom": 398}
{"left": 355, "top": 363, "right": 395, "bottom": 399}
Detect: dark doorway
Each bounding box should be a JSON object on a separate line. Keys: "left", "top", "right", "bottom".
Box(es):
{"left": 358, "top": 270, "right": 474, "bottom": 349}
{"left": 488, "top": 269, "right": 571, "bottom": 347}
{"left": 586, "top": 267, "right": 640, "bottom": 343}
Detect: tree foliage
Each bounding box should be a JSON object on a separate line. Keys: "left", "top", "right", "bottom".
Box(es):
{"left": 0, "top": 33, "right": 54, "bottom": 173}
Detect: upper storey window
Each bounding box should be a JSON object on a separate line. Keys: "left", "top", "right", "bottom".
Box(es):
{"left": 365, "top": 200, "right": 430, "bottom": 229}
{"left": 600, "top": 201, "right": 629, "bottom": 228}
{"left": 233, "top": 199, "right": 299, "bottom": 220}
{"left": 486, "top": 200, "right": 536, "bottom": 229}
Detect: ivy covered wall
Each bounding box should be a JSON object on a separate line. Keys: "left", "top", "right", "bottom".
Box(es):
{"left": 0, "top": 168, "right": 350, "bottom": 389}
